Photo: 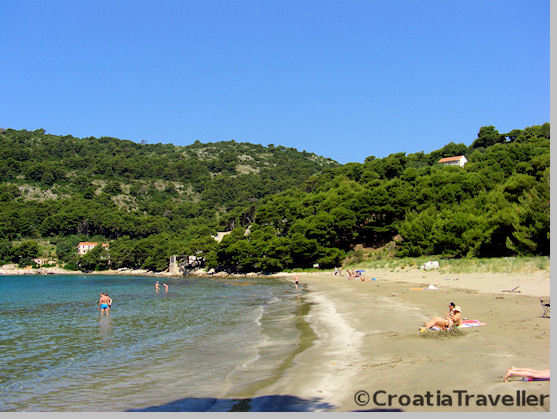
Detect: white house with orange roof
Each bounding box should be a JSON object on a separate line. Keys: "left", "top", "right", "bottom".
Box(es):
{"left": 438, "top": 155, "right": 468, "bottom": 168}
{"left": 77, "top": 242, "right": 109, "bottom": 255}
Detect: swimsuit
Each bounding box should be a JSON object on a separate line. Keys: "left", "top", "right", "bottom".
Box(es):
{"left": 100, "top": 303, "right": 109, "bottom": 309}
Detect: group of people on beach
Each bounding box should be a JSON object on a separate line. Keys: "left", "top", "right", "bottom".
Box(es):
{"left": 97, "top": 292, "right": 112, "bottom": 314}
{"left": 334, "top": 268, "right": 367, "bottom": 281}
{"left": 345, "top": 269, "right": 364, "bottom": 280}
{"left": 154, "top": 281, "right": 169, "bottom": 293}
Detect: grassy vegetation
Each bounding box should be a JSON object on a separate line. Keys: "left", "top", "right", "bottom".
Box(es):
{"left": 11, "top": 239, "right": 57, "bottom": 259}
{"left": 343, "top": 255, "right": 549, "bottom": 273}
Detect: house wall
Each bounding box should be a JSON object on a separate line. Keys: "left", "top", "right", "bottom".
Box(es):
{"left": 440, "top": 158, "right": 467, "bottom": 168}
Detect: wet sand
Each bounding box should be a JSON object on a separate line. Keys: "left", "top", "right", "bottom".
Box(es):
{"left": 249, "top": 270, "right": 550, "bottom": 411}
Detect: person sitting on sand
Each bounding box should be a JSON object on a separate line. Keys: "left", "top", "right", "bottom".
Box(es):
{"left": 504, "top": 367, "right": 550, "bottom": 382}
{"left": 420, "top": 303, "right": 462, "bottom": 332}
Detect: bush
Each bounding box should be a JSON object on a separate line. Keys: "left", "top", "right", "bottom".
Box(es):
{"left": 0, "top": 240, "right": 12, "bottom": 264}
{"left": 11, "top": 240, "right": 39, "bottom": 265}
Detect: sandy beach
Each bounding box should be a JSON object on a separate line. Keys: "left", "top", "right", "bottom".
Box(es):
{"left": 1, "top": 265, "right": 550, "bottom": 411}
{"left": 241, "top": 269, "right": 551, "bottom": 411}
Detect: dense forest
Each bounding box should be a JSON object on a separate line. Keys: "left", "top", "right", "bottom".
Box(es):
{"left": 0, "top": 123, "right": 549, "bottom": 272}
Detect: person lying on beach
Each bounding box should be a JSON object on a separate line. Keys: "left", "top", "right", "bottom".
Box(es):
{"left": 420, "top": 303, "right": 462, "bottom": 332}
{"left": 504, "top": 367, "right": 550, "bottom": 382}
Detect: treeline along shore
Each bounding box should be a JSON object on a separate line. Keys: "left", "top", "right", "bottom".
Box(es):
{"left": 0, "top": 122, "right": 549, "bottom": 273}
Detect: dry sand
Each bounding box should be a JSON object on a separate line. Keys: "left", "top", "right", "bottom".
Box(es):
{"left": 250, "top": 270, "right": 550, "bottom": 411}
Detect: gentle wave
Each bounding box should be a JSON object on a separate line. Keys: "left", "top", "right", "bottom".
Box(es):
{"left": 0, "top": 275, "right": 299, "bottom": 411}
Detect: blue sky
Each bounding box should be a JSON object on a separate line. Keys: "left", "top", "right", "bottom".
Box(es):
{"left": 1, "top": 1, "right": 549, "bottom": 163}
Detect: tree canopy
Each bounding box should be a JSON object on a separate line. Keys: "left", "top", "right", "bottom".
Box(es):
{"left": 0, "top": 123, "right": 549, "bottom": 272}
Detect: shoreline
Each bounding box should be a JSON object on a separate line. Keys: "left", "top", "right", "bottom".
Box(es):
{"left": 1, "top": 268, "right": 550, "bottom": 411}
{"left": 248, "top": 272, "right": 550, "bottom": 411}
{"left": 272, "top": 268, "right": 550, "bottom": 297}
{"left": 1, "top": 265, "right": 549, "bottom": 298}
{"left": 243, "top": 286, "right": 366, "bottom": 411}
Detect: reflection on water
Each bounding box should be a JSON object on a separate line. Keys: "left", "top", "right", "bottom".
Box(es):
{"left": 0, "top": 275, "right": 299, "bottom": 411}
{"left": 98, "top": 315, "right": 113, "bottom": 339}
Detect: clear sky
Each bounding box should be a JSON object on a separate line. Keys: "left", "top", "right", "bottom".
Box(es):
{"left": 1, "top": 1, "right": 549, "bottom": 163}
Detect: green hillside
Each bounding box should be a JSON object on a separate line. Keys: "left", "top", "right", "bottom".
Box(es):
{"left": 0, "top": 123, "right": 549, "bottom": 272}
{"left": 212, "top": 123, "right": 549, "bottom": 272}
{"left": 0, "top": 129, "right": 336, "bottom": 270}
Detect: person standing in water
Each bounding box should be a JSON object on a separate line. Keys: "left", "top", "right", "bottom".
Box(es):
{"left": 294, "top": 276, "right": 299, "bottom": 289}
{"left": 155, "top": 281, "right": 160, "bottom": 293}
{"left": 98, "top": 292, "right": 110, "bottom": 314}
{"left": 163, "top": 283, "right": 168, "bottom": 293}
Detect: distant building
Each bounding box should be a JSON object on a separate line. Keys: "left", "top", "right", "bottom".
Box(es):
{"left": 438, "top": 155, "right": 468, "bottom": 168}
{"left": 33, "top": 258, "right": 45, "bottom": 267}
{"left": 77, "top": 242, "right": 109, "bottom": 255}
{"left": 32, "top": 258, "right": 57, "bottom": 267}
{"left": 211, "top": 232, "right": 232, "bottom": 243}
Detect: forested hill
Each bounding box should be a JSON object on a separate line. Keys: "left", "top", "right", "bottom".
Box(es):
{"left": 213, "top": 123, "right": 550, "bottom": 272}
{"left": 0, "top": 129, "right": 337, "bottom": 211}
{"left": 0, "top": 129, "right": 336, "bottom": 269}
{"left": 0, "top": 123, "right": 550, "bottom": 273}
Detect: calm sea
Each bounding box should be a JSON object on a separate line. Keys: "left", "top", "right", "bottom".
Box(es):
{"left": 0, "top": 274, "right": 304, "bottom": 411}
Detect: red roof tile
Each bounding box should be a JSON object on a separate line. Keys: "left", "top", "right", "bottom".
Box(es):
{"left": 438, "top": 155, "right": 465, "bottom": 163}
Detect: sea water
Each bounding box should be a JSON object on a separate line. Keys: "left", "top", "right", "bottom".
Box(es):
{"left": 0, "top": 275, "right": 303, "bottom": 411}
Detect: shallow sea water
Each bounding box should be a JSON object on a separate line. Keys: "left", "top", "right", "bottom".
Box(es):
{"left": 0, "top": 274, "right": 303, "bottom": 411}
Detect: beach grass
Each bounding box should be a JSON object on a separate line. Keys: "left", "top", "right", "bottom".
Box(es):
{"left": 343, "top": 256, "right": 549, "bottom": 274}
